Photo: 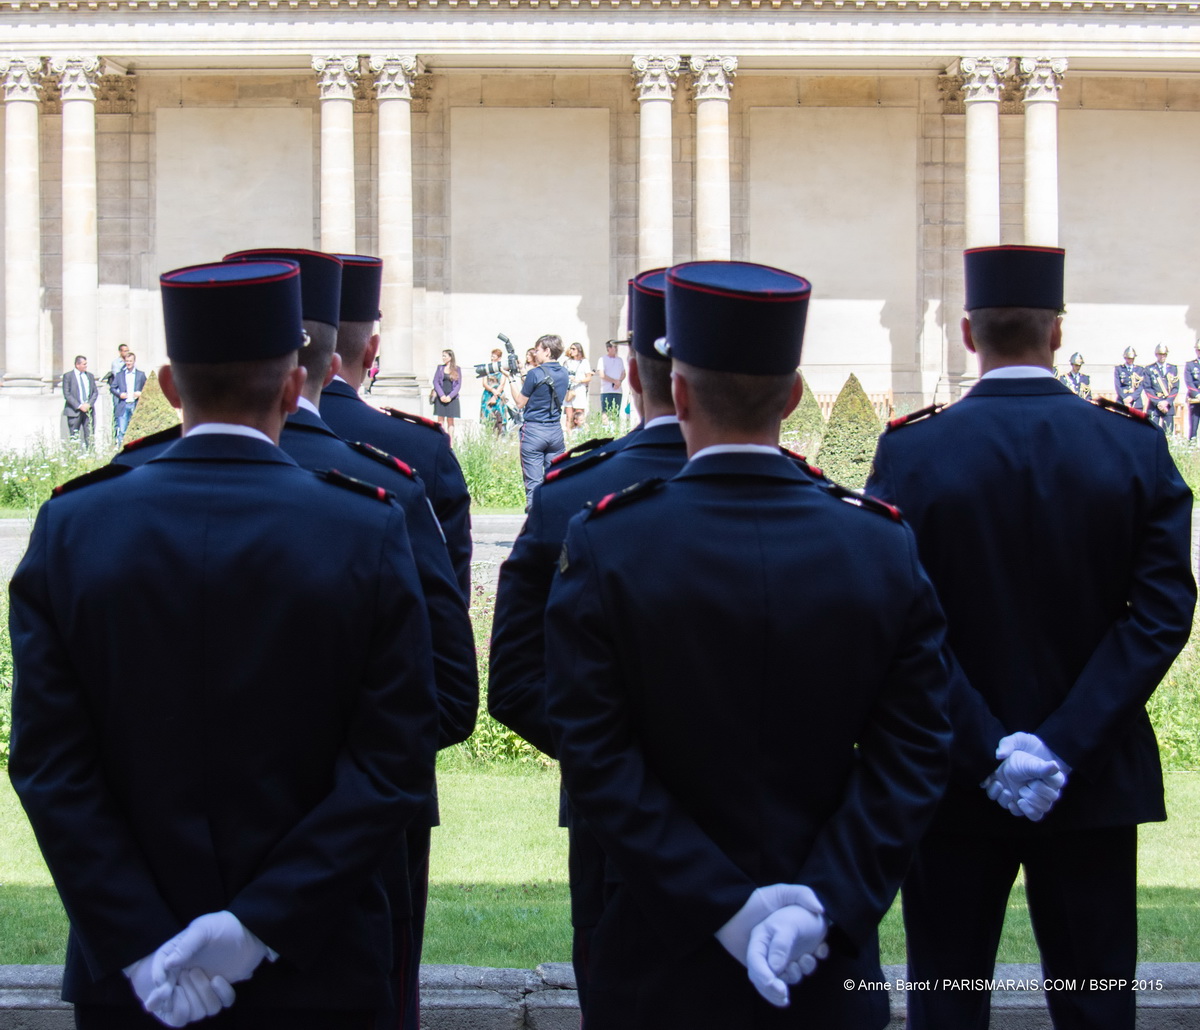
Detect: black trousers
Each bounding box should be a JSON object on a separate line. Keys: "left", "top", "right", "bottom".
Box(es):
{"left": 903, "top": 825, "right": 1137, "bottom": 1030}
{"left": 76, "top": 1005, "right": 375, "bottom": 1029}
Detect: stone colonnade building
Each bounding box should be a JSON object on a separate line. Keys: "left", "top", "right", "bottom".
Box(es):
{"left": 1, "top": 2, "right": 1200, "bottom": 440}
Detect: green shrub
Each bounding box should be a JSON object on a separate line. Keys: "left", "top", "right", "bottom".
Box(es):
{"left": 781, "top": 373, "right": 825, "bottom": 458}
{"left": 0, "top": 440, "right": 105, "bottom": 510}
{"left": 815, "top": 374, "right": 882, "bottom": 489}
{"left": 121, "top": 371, "right": 181, "bottom": 446}
{"left": 447, "top": 583, "right": 553, "bottom": 767}
{"left": 1168, "top": 437, "right": 1200, "bottom": 498}
{"left": 455, "top": 426, "right": 527, "bottom": 510}
{"left": 1151, "top": 606, "right": 1200, "bottom": 772}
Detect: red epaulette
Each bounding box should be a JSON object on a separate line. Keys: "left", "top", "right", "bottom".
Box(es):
{"left": 780, "top": 447, "right": 827, "bottom": 481}
{"left": 884, "top": 403, "right": 946, "bottom": 433}
{"left": 318, "top": 468, "right": 396, "bottom": 503}
{"left": 584, "top": 477, "right": 665, "bottom": 520}
{"left": 52, "top": 464, "right": 132, "bottom": 498}
{"left": 1094, "top": 396, "right": 1152, "bottom": 424}
{"left": 822, "top": 481, "right": 904, "bottom": 523}
{"left": 544, "top": 448, "right": 615, "bottom": 485}
{"left": 345, "top": 440, "right": 417, "bottom": 479}
{"left": 121, "top": 424, "right": 182, "bottom": 452}
{"left": 382, "top": 407, "right": 445, "bottom": 434}
{"left": 550, "top": 437, "right": 615, "bottom": 467}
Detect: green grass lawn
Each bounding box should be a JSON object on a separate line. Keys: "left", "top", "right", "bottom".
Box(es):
{"left": 3, "top": 765, "right": 1199, "bottom": 968}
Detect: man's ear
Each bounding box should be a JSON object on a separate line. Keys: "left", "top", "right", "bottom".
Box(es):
{"left": 281, "top": 365, "right": 307, "bottom": 415}
{"left": 363, "top": 332, "right": 381, "bottom": 373}
{"left": 671, "top": 369, "right": 690, "bottom": 423}
{"left": 325, "top": 352, "right": 343, "bottom": 389}
{"left": 159, "top": 365, "right": 182, "bottom": 409}
{"left": 627, "top": 353, "right": 643, "bottom": 397}
{"left": 1050, "top": 317, "right": 1063, "bottom": 355}
{"left": 781, "top": 372, "right": 803, "bottom": 420}
{"left": 961, "top": 316, "right": 977, "bottom": 355}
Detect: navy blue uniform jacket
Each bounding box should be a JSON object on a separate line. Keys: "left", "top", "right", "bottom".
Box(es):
{"left": 867, "top": 376, "right": 1195, "bottom": 835}
{"left": 490, "top": 420, "right": 687, "bottom": 757}
{"left": 545, "top": 451, "right": 952, "bottom": 1028}
{"left": 9, "top": 434, "right": 439, "bottom": 1011}
{"left": 320, "top": 379, "right": 472, "bottom": 597}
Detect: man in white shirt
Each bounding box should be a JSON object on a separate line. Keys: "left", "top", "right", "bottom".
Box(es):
{"left": 598, "top": 341, "right": 625, "bottom": 420}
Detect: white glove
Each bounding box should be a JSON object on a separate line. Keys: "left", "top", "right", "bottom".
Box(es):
{"left": 746, "top": 905, "right": 830, "bottom": 1008}
{"left": 152, "top": 911, "right": 276, "bottom": 989}
{"left": 125, "top": 953, "right": 235, "bottom": 1027}
{"left": 715, "top": 884, "right": 824, "bottom": 968}
{"left": 984, "top": 748, "right": 1066, "bottom": 821}
{"left": 997, "top": 731, "right": 1072, "bottom": 779}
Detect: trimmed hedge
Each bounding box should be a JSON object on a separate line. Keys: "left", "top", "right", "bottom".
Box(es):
{"left": 781, "top": 373, "right": 825, "bottom": 458}
{"left": 815, "top": 374, "right": 881, "bottom": 490}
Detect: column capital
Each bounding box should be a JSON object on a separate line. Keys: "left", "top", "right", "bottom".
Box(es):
{"left": 632, "top": 55, "right": 681, "bottom": 102}
{"left": 50, "top": 56, "right": 102, "bottom": 102}
{"left": 689, "top": 55, "right": 738, "bottom": 102}
{"left": 956, "top": 57, "right": 1011, "bottom": 104}
{"left": 0, "top": 58, "right": 45, "bottom": 103}
{"left": 312, "top": 55, "right": 359, "bottom": 102}
{"left": 370, "top": 55, "right": 422, "bottom": 101}
{"left": 1018, "top": 57, "right": 1068, "bottom": 103}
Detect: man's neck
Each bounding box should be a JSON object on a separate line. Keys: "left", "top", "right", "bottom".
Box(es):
{"left": 181, "top": 413, "right": 283, "bottom": 445}
{"left": 680, "top": 422, "right": 778, "bottom": 458}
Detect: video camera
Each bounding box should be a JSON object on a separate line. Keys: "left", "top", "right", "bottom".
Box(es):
{"left": 474, "top": 334, "right": 521, "bottom": 379}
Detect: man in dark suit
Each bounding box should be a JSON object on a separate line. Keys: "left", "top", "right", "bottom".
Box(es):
{"left": 546, "top": 260, "right": 952, "bottom": 1030}
{"left": 320, "top": 254, "right": 472, "bottom": 598}
{"left": 62, "top": 354, "right": 98, "bottom": 446}
{"left": 1114, "top": 346, "right": 1145, "bottom": 410}
{"left": 1142, "top": 342, "right": 1179, "bottom": 432}
{"left": 111, "top": 350, "right": 148, "bottom": 447}
{"left": 1183, "top": 341, "right": 1200, "bottom": 439}
{"left": 867, "top": 245, "right": 1195, "bottom": 1030}
{"left": 9, "top": 258, "right": 439, "bottom": 1029}
{"left": 490, "top": 268, "right": 688, "bottom": 1014}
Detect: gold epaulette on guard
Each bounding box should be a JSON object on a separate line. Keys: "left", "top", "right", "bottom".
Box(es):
{"left": 382, "top": 407, "right": 445, "bottom": 434}
{"left": 884, "top": 404, "right": 946, "bottom": 433}
{"left": 318, "top": 468, "right": 396, "bottom": 503}
{"left": 584, "top": 477, "right": 665, "bottom": 520}
{"left": 550, "top": 436, "right": 615, "bottom": 467}
{"left": 346, "top": 440, "right": 417, "bottom": 479}
{"left": 52, "top": 463, "right": 132, "bottom": 498}
{"left": 1093, "top": 396, "right": 1153, "bottom": 424}
{"left": 120, "top": 424, "right": 182, "bottom": 453}
{"left": 544, "top": 448, "right": 615, "bottom": 485}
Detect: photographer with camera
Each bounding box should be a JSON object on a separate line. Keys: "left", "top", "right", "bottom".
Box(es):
{"left": 510, "top": 334, "right": 570, "bottom": 509}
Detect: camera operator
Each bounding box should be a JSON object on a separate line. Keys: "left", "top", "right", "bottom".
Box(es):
{"left": 510, "top": 334, "right": 570, "bottom": 509}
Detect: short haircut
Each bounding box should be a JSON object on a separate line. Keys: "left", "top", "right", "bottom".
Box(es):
{"left": 676, "top": 360, "right": 795, "bottom": 435}
{"left": 118, "top": 344, "right": 129, "bottom": 353}
{"left": 171, "top": 352, "right": 296, "bottom": 419}
{"left": 298, "top": 320, "right": 337, "bottom": 380}
{"left": 635, "top": 353, "right": 673, "bottom": 410}
{"left": 966, "top": 307, "right": 1059, "bottom": 358}
{"left": 126, "top": 352, "right": 136, "bottom": 361}
{"left": 74, "top": 355, "right": 87, "bottom": 366}
{"left": 336, "top": 321, "right": 374, "bottom": 368}
{"left": 536, "top": 334, "right": 564, "bottom": 361}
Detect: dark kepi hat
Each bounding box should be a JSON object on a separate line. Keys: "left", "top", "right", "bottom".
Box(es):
{"left": 628, "top": 269, "right": 668, "bottom": 359}
{"left": 963, "top": 245, "right": 1065, "bottom": 311}
{"left": 160, "top": 260, "right": 304, "bottom": 363}
{"left": 337, "top": 254, "right": 384, "bottom": 322}
{"left": 661, "top": 261, "right": 812, "bottom": 375}
{"left": 224, "top": 248, "right": 343, "bottom": 329}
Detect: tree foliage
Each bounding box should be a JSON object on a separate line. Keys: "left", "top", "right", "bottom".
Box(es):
{"left": 781, "top": 373, "right": 825, "bottom": 458}
{"left": 815, "top": 374, "right": 882, "bottom": 490}
{"left": 122, "top": 371, "right": 181, "bottom": 447}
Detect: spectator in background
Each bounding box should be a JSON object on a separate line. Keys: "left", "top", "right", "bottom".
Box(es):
{"left": 62, "top": 355, "right": 98, "bottom": 447}
{"left": 524, "top": 348, "right": 539, "bottom": 375}
{"left": 365, "top": 354, "right": 380, "bottom": 394}
{"left": 109, "top": 344, "right": 130, "bottom": 380}
{"left": 563, "top": 342, "right": 593, "bottom": 431}
{"left": 111, "top": 351, "right": 146, "bottom": 448}
{"left": 598, "top": 340, "right": 625, "bottom": 422}
{"left": 510, "top": 334, "right": 569, "bottom": 509}
{"left": 481, "top": 348, "right": 509, "bottom": 437}
{"left": 433, "top": 348, "right": 462, "bottom": 445}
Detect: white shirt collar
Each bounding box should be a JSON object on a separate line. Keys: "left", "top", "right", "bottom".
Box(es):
{"left": 295, "top": 396, "right": 321, "bottom": 417}
{"left": 331, "top": 374, "right": 349, "bottom": 385}
{"left": 980, "top": 366, "right": 1055, "bottom": 380}
{"left": 642, "top": 414, "right": 680, "bottom": 430}
{"left": 184, "top": 423, "right": 275, "bottom": 445}
{"left": 691, "top": 443, "right": 780, "bottom": 461}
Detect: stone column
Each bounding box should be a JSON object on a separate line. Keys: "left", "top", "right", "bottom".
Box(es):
{"left": 313, "top": 55, "right": 358, "bottom": 253}
{"left": 2, "top": 58, "right": 45, "bottom": 391}
{"left": 632, "top": 56, "right": 680, "bottom": 272}
{"left": 52, "top": 56, "right": 101, "bottom": 374}
{"left": 958, "top": 57, "right": 1009, "bottom": 249}
{"left": 1018, "top": 57, "right": 1067, "bottom": 248}
{"left": 689, "top": 55, "right": 737, "bottom": 261}
{"left": 370, "top": 54, "right": 420, "bottom": 400}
